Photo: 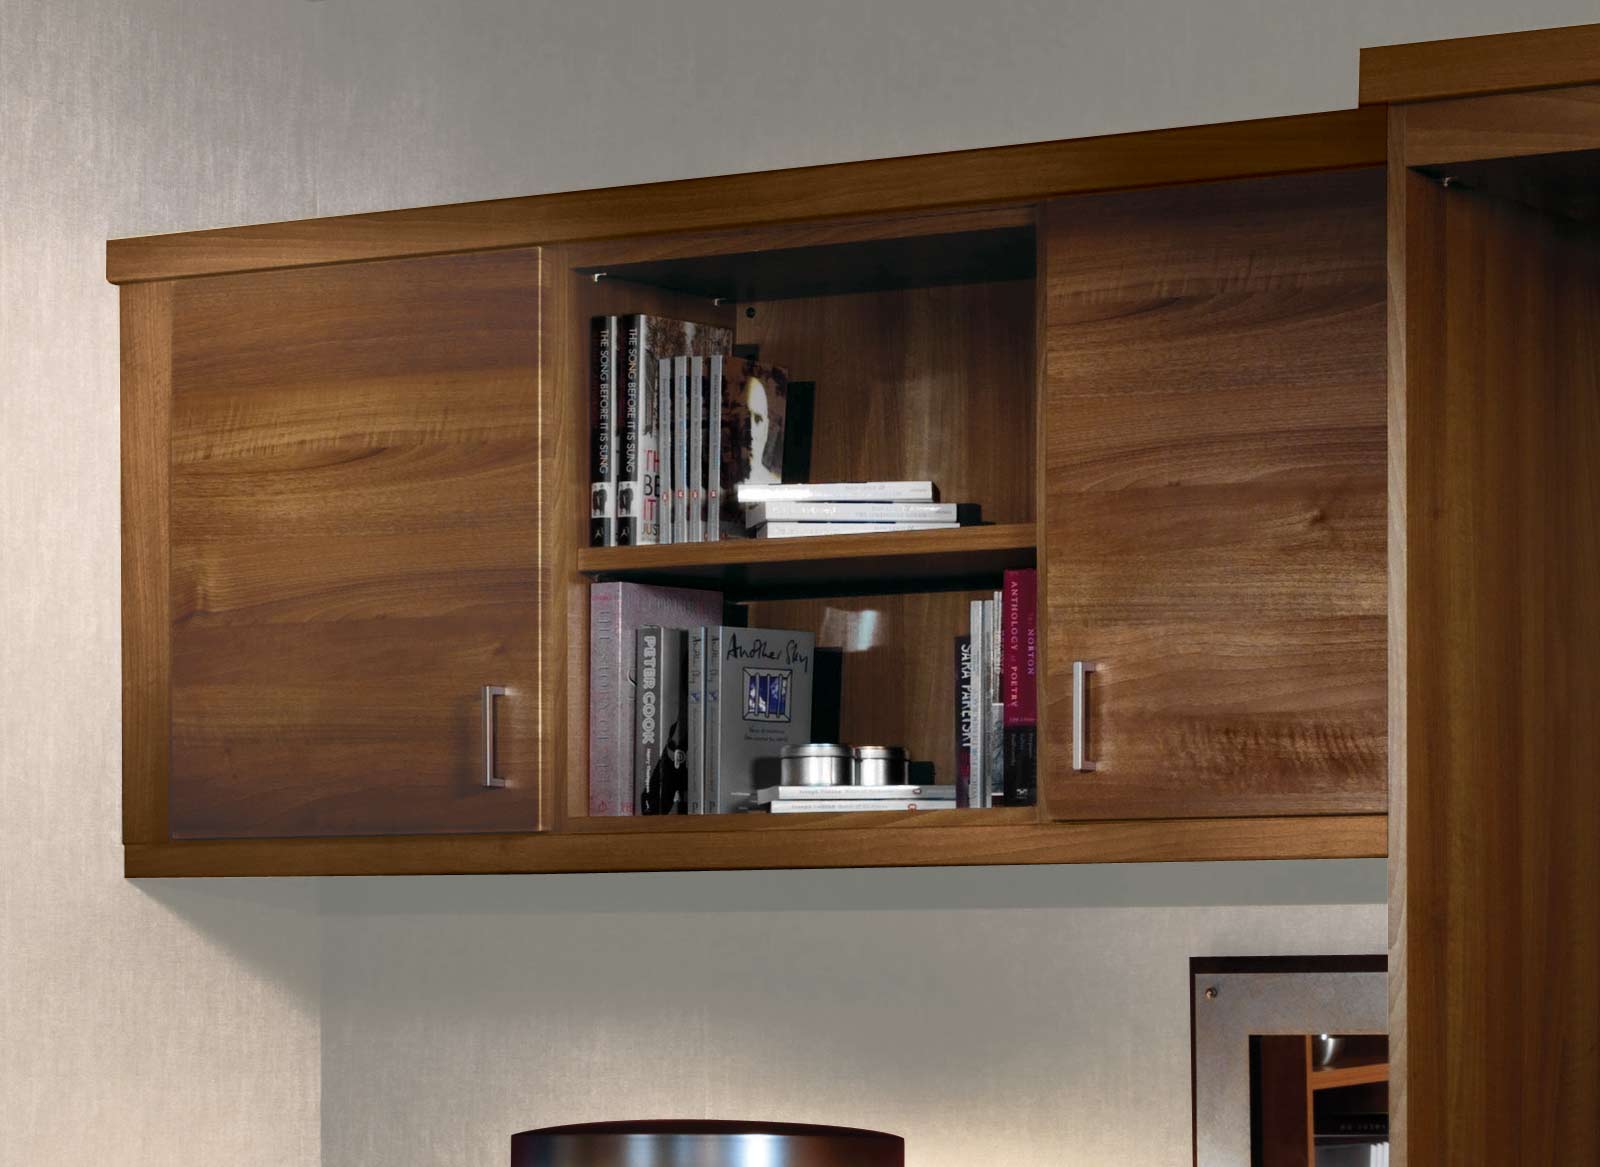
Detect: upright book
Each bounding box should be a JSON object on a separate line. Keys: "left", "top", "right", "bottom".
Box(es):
{"left": 705, "top": 626, "right": 816, "bottom": 812}
{"left": 589, "top": 317, "right": 619, "bottom": 546}
{"left": 1001, "top": 568, "right": 1039, "bottom": 806}
{"left": 954, "top": 634, "right": 974, "bottom": 809}
{"left": 635, "top": 626, "right": 689, "bottom": 814}
{"left": 589, "top": 582, "right": 723, "bottom": 816}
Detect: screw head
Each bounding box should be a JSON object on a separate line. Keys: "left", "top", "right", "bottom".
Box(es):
{"left": 1204, "top": 986, "right": 1219, "bottom": 1000}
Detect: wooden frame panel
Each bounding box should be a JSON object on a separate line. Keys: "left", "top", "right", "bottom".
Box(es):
{"left": 1361, "top": 22, "right": 1600, "bottom": 105}
{"left": 121, "top": 282, "right": 173, "bottom": 843}
{"left": 106, "top": 109, "right": 1384, "bottom": 285}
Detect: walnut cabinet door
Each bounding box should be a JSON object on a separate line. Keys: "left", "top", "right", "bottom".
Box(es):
{"left": 1039, "top": 172, "right": 1388, "bottom": 820}
{"left": 148, "top": 249, "right": 545, "bottom": 838}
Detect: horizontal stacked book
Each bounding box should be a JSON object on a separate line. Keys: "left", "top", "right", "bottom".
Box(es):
{"left": 737, "top": 481, "right": 978, "bottom": 538}
{"left": 955, "top": 567, "right": 1037, "bottom": 808}
{"left": 589, "top": 313, "right": 800, "bottom": 547}
{"left": 756, "top": 784, "right": 955, "bottom": 813}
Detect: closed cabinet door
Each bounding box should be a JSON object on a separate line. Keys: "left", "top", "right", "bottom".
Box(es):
{"left": 164, "top": 249, "right": 544, "bottom": 838}
{"left": 1041, "top": 172, "right": 1387, "bottom": 820}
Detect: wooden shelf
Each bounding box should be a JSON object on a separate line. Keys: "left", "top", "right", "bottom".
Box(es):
{"left": 1310, "top": 1060, "right": 1390, "bottom": 1091}
{"left": 125, "top": 813, "right": 1386, "bottom": 877}
{"left": 577, "top": 522, "right": 1036, "bottom": 598}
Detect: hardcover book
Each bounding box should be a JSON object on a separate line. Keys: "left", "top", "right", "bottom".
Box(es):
{"left": 968, "top": 600, "right": 988, "bottom": 808}
{"left": 706, "top": 626, "right": 816, "bottom": 812}
{"left": 718, "top": 359, "right": 790, "bottom": 538}
{"left": 757, "top": 521, "right": 959, "bottom": 539}
{"left": 736, "top": 481, "right": 938, "bottom": 504}
{"left": 765, "top": 799, "right": 951, "bottom": 813}
{"left": 636, "top": 626, "right": 689, "bottom": 814}
{"left": 1001, "top": 568, "right": 1038, "bottom": 806}
{"left": 756, "top": 785, "right": 955, "bottom": 804}
{"left": 705, "top": 355, "right": 723, "bottom": 542}
{"left": 743, "top": 501, "right": 960, "bottom": 527}
{"left": 673, "top": 355, "right": 690, "bottom": 542}
{"left": 986, "top": 592, "right": 1004, "bottom": 805}
{"left": 687, "top": 627, "right": 706, "bottom": 814}
{"left": 589, "top": 316, "right": 618, "bottom": 546}
{"left": 954, "top": 634, "right": 974, "bottom": 809}
{"left": 688, "top": 355, "right": 705, "bottom": 542}
{"left": 589, "top": 582, "right": 723, "bottom": 816}
{"left": 657, "top": 355, "right": 674, "bottom": 543}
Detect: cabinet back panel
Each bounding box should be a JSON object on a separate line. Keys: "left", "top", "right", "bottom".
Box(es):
{"left": 737, "top": 279, "right": 1037, "bottom": 526}
{"left": 1041, "top": 169, "right": 1387, "bottom": 820}
{"left": 167, "top": 250, "right": 544, "bottom": 838}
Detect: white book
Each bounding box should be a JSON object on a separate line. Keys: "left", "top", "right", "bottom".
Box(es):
{"left": 986, "top": 591, "right": 1003, "bottom": 804}
{"left": 758, "top": 521, "right": 960, "bottom": 539}
{"left": 757, "top": 784, "right": 956, "bottom": 804}
{"left": 744, "top": 501, "right": 960, "bottom": 527}
{"left": 735, "top": 481, "right": 936, "bottom": 504}
{"left": 672, "top": 355, "right": 690, "bottom": 543}
{"left": 688, "top": 355, "right": 705, "bottom": 542}
{"left": 657, "top": 356, "right": 675, "bottom": 543}
{"left": 969, "top": 598, "right": 989, "bottom": 808}
{"left": 705, "top": 354, "right": 723, "bottom": 543}
{"left": 765, "top": 799, "right": 952, "bottom": 813}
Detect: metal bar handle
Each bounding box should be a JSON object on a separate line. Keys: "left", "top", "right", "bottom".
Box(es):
{"left": 482, "top": 685, "right": 508, "bottom": 788}
{"left": 1072, "top": 661, "right": 1097, "bottom": 773}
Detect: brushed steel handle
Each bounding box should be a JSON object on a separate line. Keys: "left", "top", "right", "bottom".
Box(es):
{"left": 1072, "top": 661, "right": 1097, "bottom": 772}
{"left": 482, "top": 685, "right": 507, "bottom": 788}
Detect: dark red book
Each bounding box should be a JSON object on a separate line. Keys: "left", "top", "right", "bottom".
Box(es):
{"left": 1001, "top": 568, "right": 1038, "bottom": 805}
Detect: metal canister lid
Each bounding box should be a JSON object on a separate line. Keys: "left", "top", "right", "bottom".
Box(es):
{"left": 782, "top": 743, "right": 851, "bottom": 758}
{"left": 851, "top": 745, "right": 908, "bottom": 760}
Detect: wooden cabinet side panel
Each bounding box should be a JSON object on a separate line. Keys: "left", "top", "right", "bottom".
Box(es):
{"left": 121, "top": 282, "right": 173, "bottom": 843}
{"left": 1397, "top": 178, "right": 1600, "bottom": 1166}
{"left": 166, "top": 250, "right": 544, "bottom": 838}
{"left": 1041, "top": 170, "right": 1389, "bottom": 820}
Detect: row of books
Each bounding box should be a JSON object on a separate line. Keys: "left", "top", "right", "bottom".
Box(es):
{"left": 956, "top": 568, "right": 1038, "bottom": 807}
{"left": 588, "top": 580, "right": 821, "bottom": 815}
{"left": 589, "top": 313, "right": 796, "bottom": 547}
{"left": 758, "top": 784, "right": 955, "bottom": 813}
{"left": 637, "top": 623, "right": 817, "bottom": 815}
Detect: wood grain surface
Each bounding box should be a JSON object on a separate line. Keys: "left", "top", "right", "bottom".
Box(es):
{"left": 165, "top": 249, "right": 545, "bottom": 838}
{"left": 106, "top": 108, "right": 1384, "bottom": 284}
{"left": 1041, "top": 169, "right": 1388, "bottom": 821}
{"left": 1400, "top": 83, "right": 1600, "bottom": 167}
{"left": 1391, "top": 117, "right": 1600, "bottom": 1167}
{"left": 1361, "top": 22, "right": 1600, "bottom": 105}
{"left": 120, "top": 282, "right": 174, "bottom": 843}
{"left": 123, "top": 813, "right": 1387, "bottom": 876}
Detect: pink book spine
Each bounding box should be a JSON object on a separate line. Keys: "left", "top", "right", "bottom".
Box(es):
{"left": 588, "top": 584, "right": 627, "bottom": 815}
{"left": 1002, "top": 568, "right": 1038, "bottom": 728}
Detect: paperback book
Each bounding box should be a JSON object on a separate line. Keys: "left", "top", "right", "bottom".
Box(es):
{"left": 635, "top": 625, "right": 689, "bottom": 815}
{"left": 718, "top": 359, "right": 790, "bottom": 538}
{"left": 757, "top": 521, "right": 959, "bottom": 539}
{"left": 736, "top": 481, "right": 938, "bottom": 504}
{"left": 765, "top": 799, "right": 951, "bottom": 813}
{"left": 954, "top": 634, "right": 974, "bottom": 809}
{"left": 1001, "top": 567, "right": 1039, "bottom": 806}
{"left": 589, "top": 316, "right": 618, "bottom": 546}
{"left": 743, "top": 501, "right": 963, "bottom": 527}
{"left": 756, "top": 785, "right": 956, "bottom": 804}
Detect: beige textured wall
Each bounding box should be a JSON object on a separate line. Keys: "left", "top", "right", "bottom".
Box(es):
{"left": 4, "top": 3, "right": 1595, "bottom": 1166}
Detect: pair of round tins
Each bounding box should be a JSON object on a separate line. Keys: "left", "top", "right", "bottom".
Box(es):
{"left": 511, "top": 1121, "right": 904, "bottom": 1167}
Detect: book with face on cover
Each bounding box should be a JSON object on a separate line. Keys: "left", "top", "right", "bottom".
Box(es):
{"left": 705, "top": 626, "right": 815, "bottom": 812}
{"left": 636, "top": 626, "right": 689, "bottom": 815}
{"left": 718, "top": 359, "right": 790, "bottom": 538}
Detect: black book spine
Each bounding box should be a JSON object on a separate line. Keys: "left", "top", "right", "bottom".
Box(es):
{"left": 618, "top": 317, "right": 641, "bottom": 546}
{"left": 1002, "top": 725, "right": 1036, "bottom": 806}
{"left": 589, "top": 317, "right": 617, "bottom": 546}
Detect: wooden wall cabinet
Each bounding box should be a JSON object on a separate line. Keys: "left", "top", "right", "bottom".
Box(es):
{"left": 113, "top": 100, "right": 1400, "bottom": 877}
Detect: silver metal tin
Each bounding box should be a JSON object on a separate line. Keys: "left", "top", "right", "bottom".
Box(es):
{"left": 851, "top": 745, "right": 909, "bottom": 787}
{"left": 512, "top": 1121, "right": 904, "bottom": 1167}
{"left": 780, "top": 743, "right": 851, "bottom": 787}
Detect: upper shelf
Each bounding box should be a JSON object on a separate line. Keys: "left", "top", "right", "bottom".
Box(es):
{"left": 577, "top": 522, "right": 1037, "bottom": 599}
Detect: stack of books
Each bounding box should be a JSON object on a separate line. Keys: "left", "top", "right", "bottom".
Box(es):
{"left": 956, "top": 567, "right": 1037, "bottom": 808}
{"left": 737, "top": 481, "right": 973, "bottom": 538}
{"left": 756, "top": 784, "right": 955, "bottom": 813}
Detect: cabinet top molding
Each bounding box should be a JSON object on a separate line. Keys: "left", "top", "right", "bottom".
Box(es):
{"left": 1361, "top": 21, "right": 1600, "bottom": 106}
{"left": 104, "top": 107, "right": 1382, "bottom": 285}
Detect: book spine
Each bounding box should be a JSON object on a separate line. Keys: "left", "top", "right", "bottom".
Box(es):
{"left": 589, "top": 318, "right": 617, "bottom": 547}
{"left": 744, "top": 501, "right": 958, "bottom": 526}
{"left": 1001, "top": 569, "right": 1038, "bottom": 806}
{"left": 688, "top": 356, "right": 705, "bottom": 542}
{"left": 986, "top": 593, "right": 1003, "bottom": 805}
{"left": 954, "top": 635, "right": 973, "bottom": 809}
{"left": 657, "top": 355, "right": 674, "bottom": 543}
{"left": 735, "top": 481, "right": 937, "bottom": 504}
{"left": 673, "top": 355, "right": 690, "bottom": 543}
{"left": 588, "top": 584, "right": 621, "bottom": 814}
{"left": 704, "top": 626, "right": 721, "bottom": 812}
{"left": 635, "top": 625, "right": 663, "bottom": 814}
{"left": 758, "top": 521, "right": 959, "bottom": 539}
{"left": 706, "top": 355, "right": 722, "bottom": 543}
{"left": 624, "top": 317, "right": 658, "bottom": 545}
{"left": 659, "top": 629, "right": 687, "bottom": 814}
{"left": 687, "top": 626, "right": 705, "bottom": 814}
{"left": 766, "top": 800, "right": 951, "bottom": 814}
{"left": 968, "top": 600, "right": 988, "bottom": 808}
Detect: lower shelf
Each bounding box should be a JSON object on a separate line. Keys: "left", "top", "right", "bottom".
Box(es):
{"left": 124, "top": 814, "right": 1386, "bottom": 877}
